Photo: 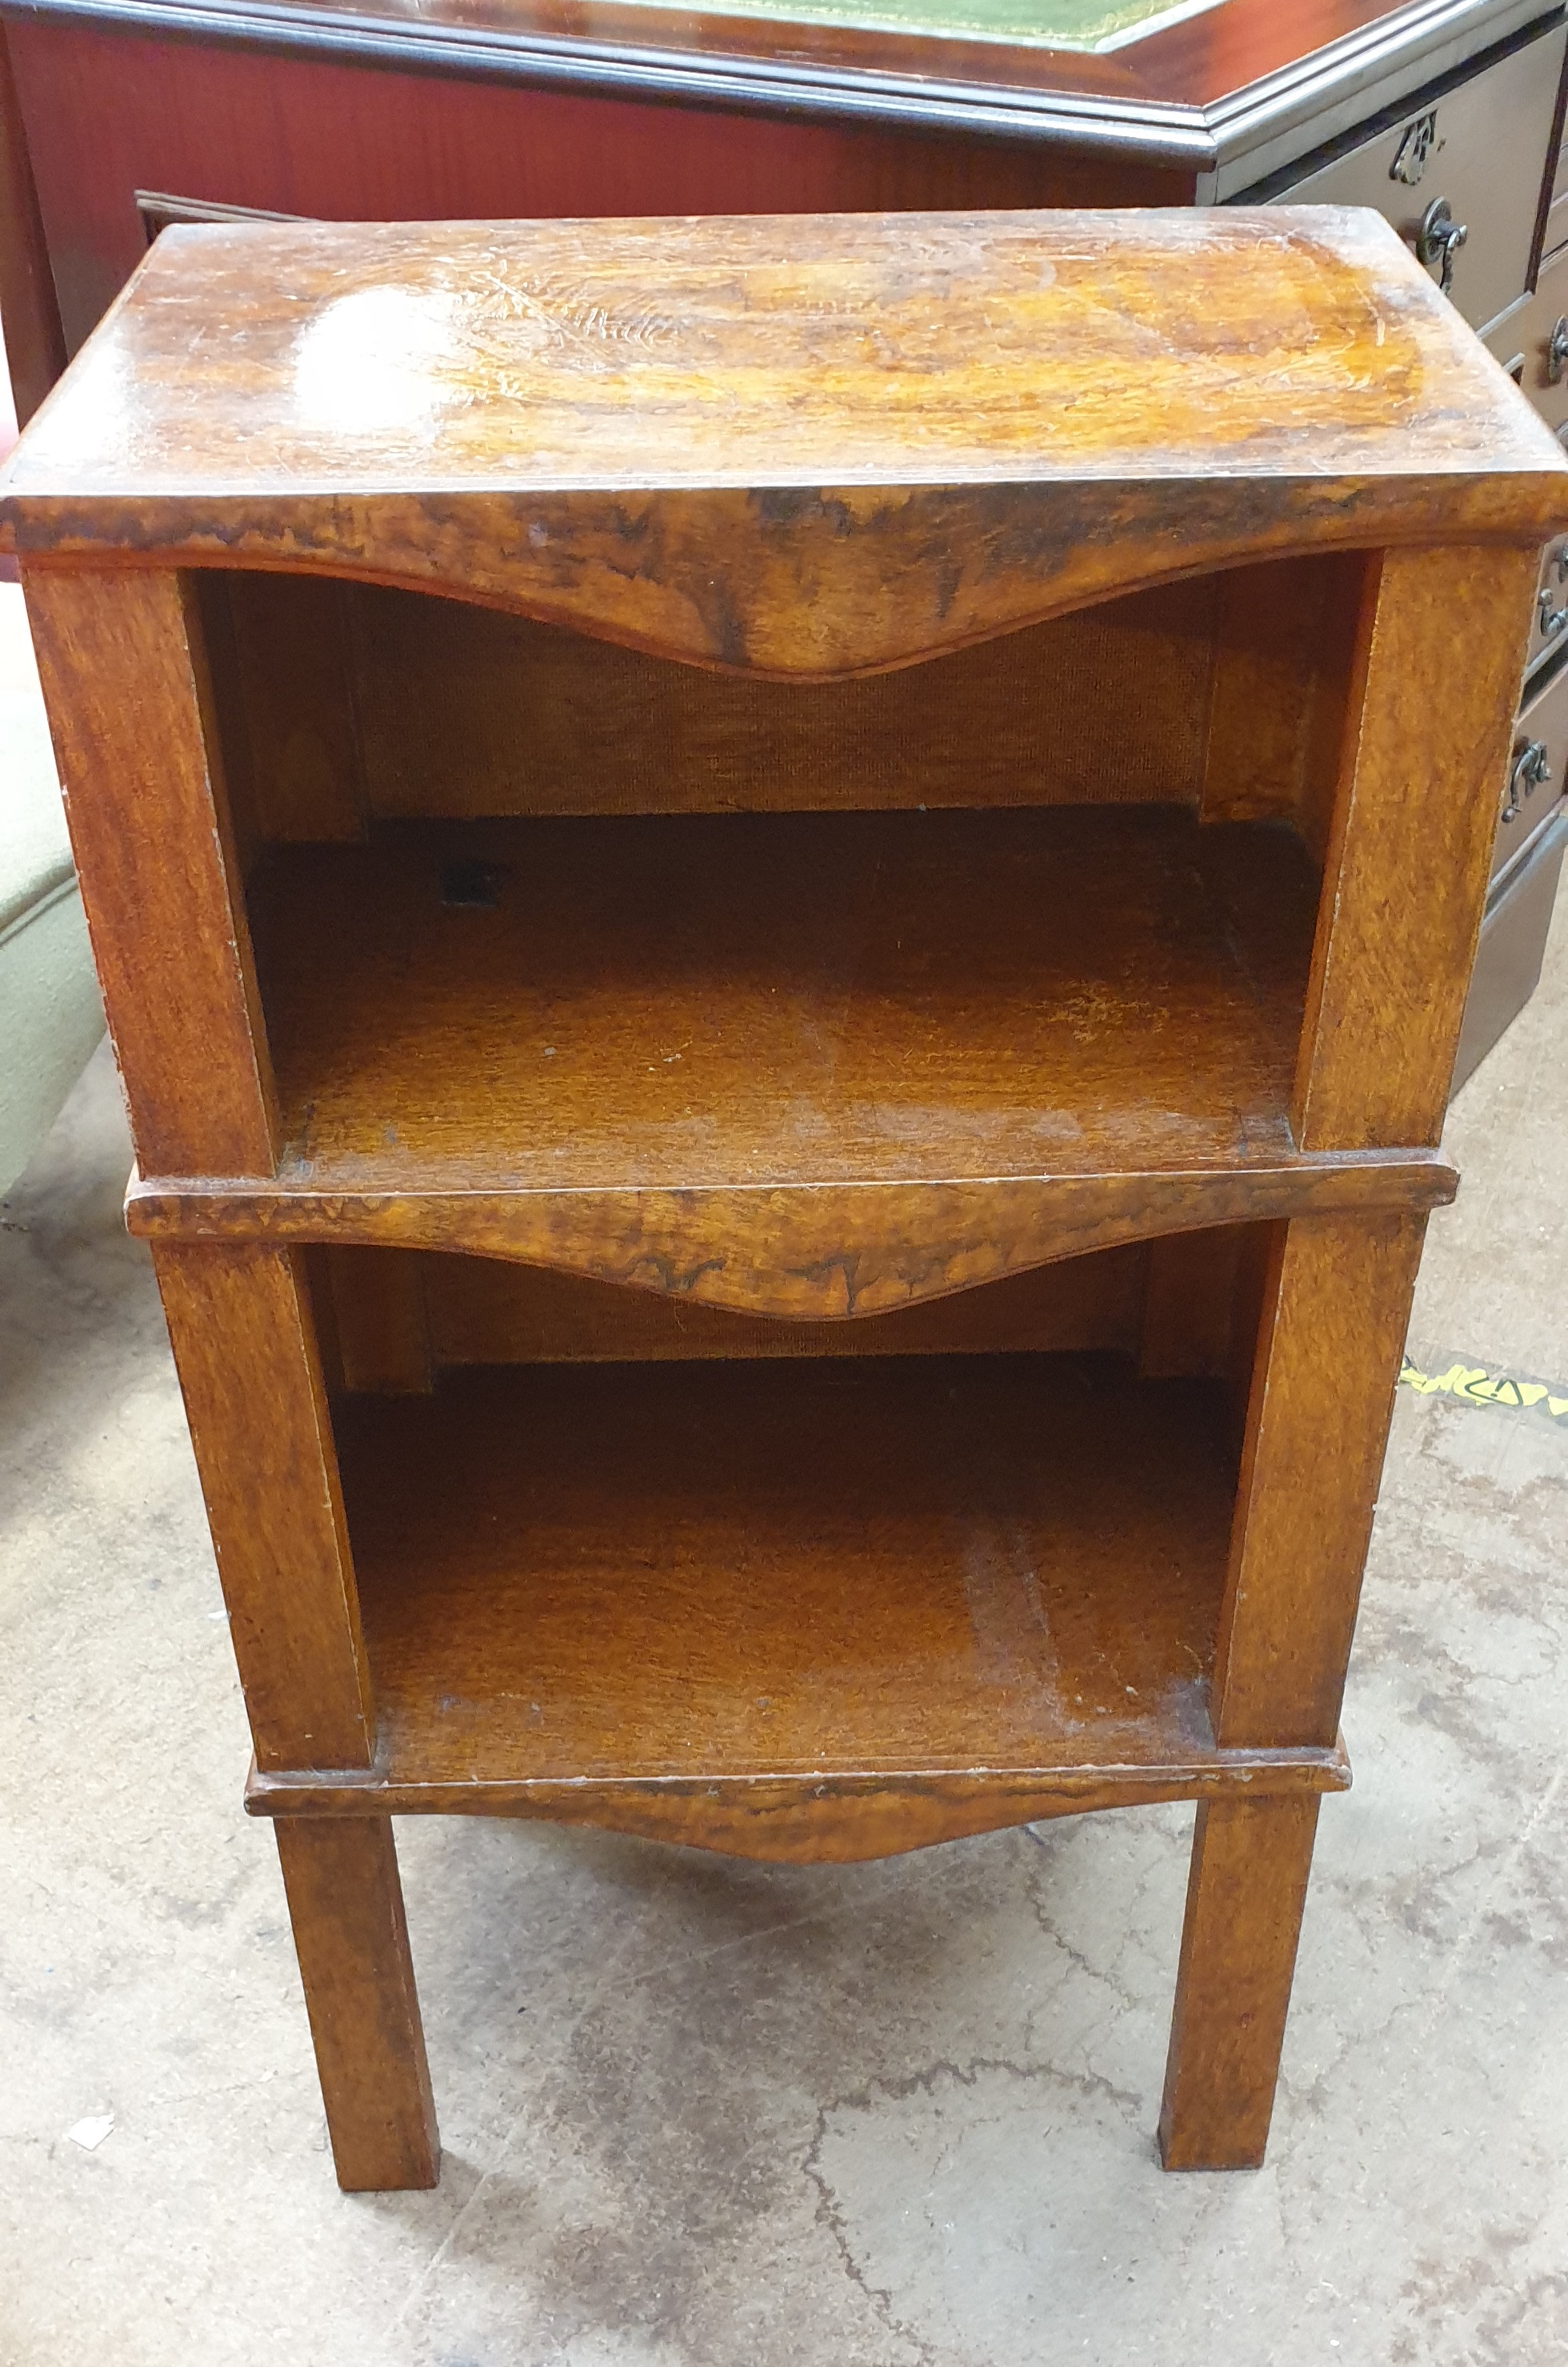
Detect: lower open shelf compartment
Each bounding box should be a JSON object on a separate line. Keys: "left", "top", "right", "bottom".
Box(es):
{"left": 246, "top": 1354, "right": 1350, "bottom": 1859}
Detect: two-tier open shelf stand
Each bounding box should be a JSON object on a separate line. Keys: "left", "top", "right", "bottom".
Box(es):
{"left": 5, "top": 205, "right": 1563, "bottom": 2191}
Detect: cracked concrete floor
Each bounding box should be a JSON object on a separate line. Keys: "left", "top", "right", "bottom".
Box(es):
{"left": 3, "top": 904, "right": 1568, "bottom": 2367}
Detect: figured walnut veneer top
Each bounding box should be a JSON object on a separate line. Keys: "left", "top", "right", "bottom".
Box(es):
{"left": 6, "top": 207, "right": 1565, "bottom": 672}
{"left": 6, "top": 204, "right": 1561, "bottom": 494}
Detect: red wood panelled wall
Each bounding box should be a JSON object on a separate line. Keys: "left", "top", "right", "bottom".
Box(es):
{"left": 6, "top": 16, "right": 1187, "bottom": 356}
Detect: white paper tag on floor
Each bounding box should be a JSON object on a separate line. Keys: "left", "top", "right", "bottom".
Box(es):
{"left": 65, "top": 2115, "right": 115, "bottom": 2152}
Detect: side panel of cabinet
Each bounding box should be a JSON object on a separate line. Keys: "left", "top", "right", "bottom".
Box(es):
{"left": 1452, "top": 815, "right": 1568, "bottom": 1090}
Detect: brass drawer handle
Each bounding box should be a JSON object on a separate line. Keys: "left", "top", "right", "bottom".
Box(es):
{"left": 1503, "top": 739, "right": 1552, "bottom": 824}
{"left": 1550, "top": 317, "right": 1568, "bottom": 386}
{"left": 1418, "top": 198, "right": 1469, "bottom": 294}
{"left": 1538, "top": 586, "right": 1568, "bottom": 641}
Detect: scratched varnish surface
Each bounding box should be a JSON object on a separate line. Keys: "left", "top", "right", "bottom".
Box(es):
{"left": 2, "top": 207, "right": 1554, "bottom": 492}
{"left": 249, "top": 807, "right": 1320, "bottom": 1190}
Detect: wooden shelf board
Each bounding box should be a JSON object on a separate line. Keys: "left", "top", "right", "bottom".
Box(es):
{"left": 248, "top": 807, "right": 1322, "bottom": 1200}
{"left": 244, "top": 1752, "right": 1352, "bottom": 1859}
{"left": 272, "top": 801, "right": 1317, "bottom": 1210}
{"left": 124, "top": 806, "right": 1462, "bottom": 1312}
{"left": 128, "top": 1152, "right": 1457, "bottom": 1293}
{"left": 242, "top": 1354, "right": 1350, "bottom": 1857}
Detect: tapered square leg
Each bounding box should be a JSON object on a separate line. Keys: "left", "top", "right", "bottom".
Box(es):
{"left": 274, "top": 1816, "right": 439, "bottom": 2191}
{"left": 1158, "top": 1795, "right": 1320, "bottom": 2171}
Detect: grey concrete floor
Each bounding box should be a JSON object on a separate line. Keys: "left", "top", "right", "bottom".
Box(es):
{"left": 3, "top": 910, "right": 1567, "bottom": 2367}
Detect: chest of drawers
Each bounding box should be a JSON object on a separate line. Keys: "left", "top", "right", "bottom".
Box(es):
{"left": 1242, "top": 14, "right": 1568, "bottom": 334}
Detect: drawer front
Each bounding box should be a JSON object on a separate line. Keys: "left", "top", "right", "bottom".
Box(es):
{"left": 1538, "top": 99, "right": 1568, "bottom": 256}
{"left": 1492, "top": 252, "right": 1568, "bottom": 671}
{"left": 1263, "top": 21, "right": 1568, "bottom": 331}
{"left": 1528, "top": 535, "right": 1568, "bottom": 670}
{"left": 1485, "top": 246, "right": 1568, "bottom": 439}
{"left": 1454, "top": 811, "right": 1568, "bottom": 1091}
{"left": 1494, "top": 654, "right": 1568, "bottom": 883}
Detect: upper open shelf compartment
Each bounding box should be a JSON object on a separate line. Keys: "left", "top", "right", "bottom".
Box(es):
{"left": 6, "top": 210, "right": 1566, "bottom": 675}
{"left": 254, "top": 803, "right": 1314, "bottom": 1192}
{"left": 114, "top": 546, "right": 1463, "bottom": 1312}
{"left": 132, "top": 791, "right": 1456, "bottom": 1315}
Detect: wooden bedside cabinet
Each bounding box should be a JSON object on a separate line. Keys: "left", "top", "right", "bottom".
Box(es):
{"left": 2, "top": 205, "right": 1562, "bottom": 2193}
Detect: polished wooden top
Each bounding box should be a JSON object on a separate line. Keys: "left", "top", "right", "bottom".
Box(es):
{"left": 6, "top": 208, "right": 1565, "bottom": 671}
{"left": 7, "top": 206, "right": 1560, "bottom": 495}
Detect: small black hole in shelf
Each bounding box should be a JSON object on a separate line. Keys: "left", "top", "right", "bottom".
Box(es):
{"left": 440, "top": 861, "right": 508, "bottom": 909}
